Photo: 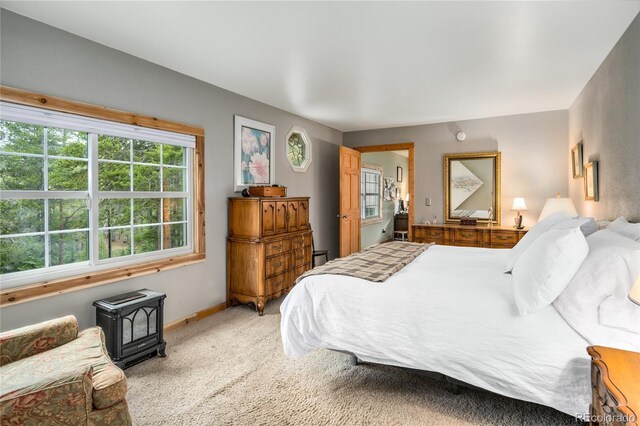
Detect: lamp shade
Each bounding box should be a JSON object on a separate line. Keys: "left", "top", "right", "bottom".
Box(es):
{"left": 539, "top": 197, "right": 577, "bottom": 221}
{"left": 511, "top": 198, "right": 528, "bottom": 211}
{"left": 630, "top": 275, "right": 640, "bottom": 306}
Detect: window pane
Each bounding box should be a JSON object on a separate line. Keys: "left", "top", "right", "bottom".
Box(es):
{"left": 133, "top": 198, "right": 160, "bottom": 225}
{"left": 99, "top": 228, "right": 131, "bottom": 259}
{"left": 0, "top": 235, "right": 45, "bottom": 274}
{"left": 163, "top": 144, "right": 185, "bottom": 166}
{"left": 49, "top": 199, "right": 89, "bottom": 231}
{"left": 134, "top": 225, "right": 160, "bottom": 254}
{"left": 133, "top": 140, "right": 160, "bottom": 164}
{"left": 0, "top": 199, "right": 45, "bottom": 234}
{"left": 47, "top": 127, "right": 88, "bottom": 158}
{"left": 162, "top": 167, "right": 184, "bottom": 192}
{"left": 133, "top": 165, "right": 160, "bottom": 191}
{"left": 99, "top": 162, "right": 130, "bottom": 191}
{"left": 99, "top": 199, "right": 131, "bottom": 227}
{"left": 0, "top": 155, "right": 44, "bottom": 190}
{"left": 0, "top": 120, "right": 43, "bottom": 154}
{"left": 48, "top": 159, "right": 88, "bottom": 191}
{"left": 50, "top": 231, "right": 89, "bottom": 267}
{"left": 163, "top": 198, "right": 186, "bottom": 222}
{"left": 163, "top": 223, "right": 186, "bottom": 249}
{"left": 98, "top": 135, "right": 130, "bottom": 161}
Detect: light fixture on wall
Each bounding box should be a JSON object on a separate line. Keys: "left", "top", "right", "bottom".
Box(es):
{"left": 511, "top": 197, "right": 527, "bottom": 229}
{"left": 456, "top": 131, "right": 466, "bottom": 142}
{"left": 539, "top": 193, "right": 578, "bottom": 221}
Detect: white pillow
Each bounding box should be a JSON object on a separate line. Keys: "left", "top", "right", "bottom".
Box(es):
{"left": 599, "top": 295, "right": 640, "bottom": 335}
{"left": 607, "top": 216, "right": 640, "bottom": 241}
{"left": 550, "top": 217, "right": 598, "bottom": 237}
{"left": 553, "top": 230, "right": 640, "bottom": 352}
{"left": 504, "top": 211, "right": 576, "bottom": 272}
{"left": 512, "top": 228, "right": 588, "bottom": 315}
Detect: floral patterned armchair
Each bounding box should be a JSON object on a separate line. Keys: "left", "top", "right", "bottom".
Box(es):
{"left": 0, "top": 315, "right": 132, "bottom": 425}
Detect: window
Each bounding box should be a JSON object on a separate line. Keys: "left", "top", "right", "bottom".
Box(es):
{"left": 0, "top": 101, "right": 198, "bottom": 289}
{"left": 360, "top": 165, "right": 382, "bottom": 223}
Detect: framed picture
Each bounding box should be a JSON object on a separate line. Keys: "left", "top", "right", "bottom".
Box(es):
{"left": 397, "top": 166, "right": 403, "bottom": 182}
{"left": 383, "top": 177, "right": 396, "bottom": 201}
{"left": 234, "top": 115, "right": 275, "bottom": 191}
{"left": 395, "top": 188, "right": 401, "bottom": 199}
{"left": 584, "top": 161, "right": 599, "bottom": 201}
{"left": 571, "top": 141, "right": 583, "bottom": 178}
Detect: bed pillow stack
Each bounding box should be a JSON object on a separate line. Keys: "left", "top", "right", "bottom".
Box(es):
{"left": 606, "top": 216, "right": 640, "bottom": 241}
{"left": 511, "top": 228, "right": 588, "bottom": 315}
{"left": 503, "top": 211, "right": 577, "bottom": 273}
{"left": 553, "top": 229, "right": 640, "bottom": 352}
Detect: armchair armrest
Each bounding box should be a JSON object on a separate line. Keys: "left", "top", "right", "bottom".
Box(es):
{"left": 0, "top": 365, "right": 92, "bottom": 425}
{"left": 0, "top": 315, "right": 79, "bottom": 365}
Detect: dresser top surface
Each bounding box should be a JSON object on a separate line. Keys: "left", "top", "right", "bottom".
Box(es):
{"left": 228, "top": 196, "right": 310, "bottom": 201}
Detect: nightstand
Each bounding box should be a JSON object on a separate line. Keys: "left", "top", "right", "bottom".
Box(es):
{"left": 587, "top": 346, "right": 640, "bottom": 425}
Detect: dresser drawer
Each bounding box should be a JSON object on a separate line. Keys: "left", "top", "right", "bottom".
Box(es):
{"left": 265, "top": 254, "right": 289, "bottom": 277}
{"left": 293, "top": 265, "right": 308, "bottom": 281}
{"left": 455, "top": 228, "right": 479, "bottom": 243}
{"left": 291, "top": 234, "right": 305, "bottom": 249}
{"left": 265, "top": 239, "right": 291, "bottom": 257}
{"left": 491, "top": 231, "right": 518, "bottom": 246}
{"left": 425, "top": 228, "right": 445, "bottom": 239}
{"left": 265, "top": 272, "right": 289, "bottom": 296}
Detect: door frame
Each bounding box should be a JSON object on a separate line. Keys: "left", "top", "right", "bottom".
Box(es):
{"left": 353, "top": 143, "right": 415, "bottom": 242}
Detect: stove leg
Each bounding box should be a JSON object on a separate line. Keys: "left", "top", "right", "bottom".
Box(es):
{"left": 158, "top": 342, "right": 167, "bottom": 358}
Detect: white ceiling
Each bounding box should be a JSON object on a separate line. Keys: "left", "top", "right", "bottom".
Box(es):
{"left": 2, "top": 1, "right": 639, "bottom": 132}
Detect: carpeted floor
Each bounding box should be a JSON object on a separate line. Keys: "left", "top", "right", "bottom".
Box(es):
{"left": 126, "top": 298, "right": 577, "bottom": 425}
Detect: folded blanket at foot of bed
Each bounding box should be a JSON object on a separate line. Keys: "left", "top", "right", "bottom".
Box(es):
{"left": 297, "top": 241, "right": 432, "bottom": 284}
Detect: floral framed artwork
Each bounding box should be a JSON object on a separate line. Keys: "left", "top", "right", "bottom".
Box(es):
{"left": 285, "top": 125, "right": 312, "bottom": 172}
{"left": 571, "top": 141, "right": 583, "bottom": 178}
{"left": 234, "top": 115, "right": 275, "bottom": 191}
{"left": 584, "top": 160, "right": 599, "bottom": 201}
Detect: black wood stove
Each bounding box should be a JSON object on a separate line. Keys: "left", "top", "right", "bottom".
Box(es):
{"left": 93, "top": 289, "right": 166, "bottom": 369}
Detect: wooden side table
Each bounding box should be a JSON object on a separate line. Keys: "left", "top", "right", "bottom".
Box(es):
{"left": 587, "top": 346, "right": 640, "bottom": 425}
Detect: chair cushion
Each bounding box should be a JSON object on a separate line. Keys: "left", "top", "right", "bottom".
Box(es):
{"left": 0, "top": 327, "right": 127, "bottom": 410}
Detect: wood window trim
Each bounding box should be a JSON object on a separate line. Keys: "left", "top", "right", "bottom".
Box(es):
{"left": 0, "top": 86, "right": 206, "bottom": 307}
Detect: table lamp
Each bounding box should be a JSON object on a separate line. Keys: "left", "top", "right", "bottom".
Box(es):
{"left": 511, "top": 197, "right": 527, "bottom": 229}
{"left": 630, "top": 275, "right": 640, "bottom": 306}
{"left": 539, "top": 193, "right": 578, "bottom": 221}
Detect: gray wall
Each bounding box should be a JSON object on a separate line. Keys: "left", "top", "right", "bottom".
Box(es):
{"left": 0, "top": 10, "right": 342, "bottom": 331}
{"left": 361, "top": 151, "right": 408, "bottom": 249}
{"left": 568, "top": 13, "right": 640, "bottom": 222}
{"left": 344, "top": 111, "right": 569, "bottom": 228}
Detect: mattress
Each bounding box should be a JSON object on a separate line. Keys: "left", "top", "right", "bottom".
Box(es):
{"left": 280, "top": 245, "right": 591, "bottom": 417}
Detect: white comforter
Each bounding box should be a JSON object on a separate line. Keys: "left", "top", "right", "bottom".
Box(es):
{"left": 280, "top": 245, "right": 590, "bottom": 417}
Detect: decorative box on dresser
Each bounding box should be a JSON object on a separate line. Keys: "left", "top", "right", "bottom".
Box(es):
{"left": 227, "top": 197, "right": 312, "bottom": 315}
{"left": 588, "top": 345, "right": 639, "bottom": 426}
{"left": 411, "top": 224, "right": 527, "bottom": 248}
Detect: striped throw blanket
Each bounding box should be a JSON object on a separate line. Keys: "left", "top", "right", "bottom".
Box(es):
{"left": 296, "top": 241, "right": 432, "bottom": 284}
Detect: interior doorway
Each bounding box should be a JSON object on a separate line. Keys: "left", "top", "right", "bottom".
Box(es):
{"left": 337, "top": 143, "right": 414, "bottom": 255}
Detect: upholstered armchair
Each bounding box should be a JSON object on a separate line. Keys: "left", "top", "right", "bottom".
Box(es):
{"left": 0, "top": 315, "right": 132, "bottom": 425}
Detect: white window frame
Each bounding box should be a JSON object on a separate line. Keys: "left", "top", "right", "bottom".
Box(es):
{"left": 0, "top": 102, "right": 195, "bottom": 289}
{"left": 360, "top": 164, "right": 383, "bottom": 225}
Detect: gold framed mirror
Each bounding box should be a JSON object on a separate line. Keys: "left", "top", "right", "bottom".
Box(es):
{"left": 444, "top": 152, "right": 501, "bottom": 224}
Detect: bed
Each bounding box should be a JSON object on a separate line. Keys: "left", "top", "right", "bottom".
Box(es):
{"left": 281, "top": 244, "right": 593, "bottom": 417}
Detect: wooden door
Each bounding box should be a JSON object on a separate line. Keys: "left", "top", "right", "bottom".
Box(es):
{"left": 287, "top": 201, "right": 299, "bottom": 232}
{"left": 339, "top": 146, "right": 361, "bottom": 257}
{"left": 275, "top": 201, "right": 288, "bottom": 234}
{"left": 298, "top": 199, "right": 309, "bottom": 229}
{"left": 262, "top": 201, "right": 276, "bottom": 236}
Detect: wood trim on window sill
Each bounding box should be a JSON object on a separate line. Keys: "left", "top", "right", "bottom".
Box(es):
{"left": 1, "top": 253, "right": 205, "bottom": 307}
{"left": 361, "top": 218, "right": 383, "bottom": 226}
{"left": 0, "top": 86, "right": 207, "bottom": 307}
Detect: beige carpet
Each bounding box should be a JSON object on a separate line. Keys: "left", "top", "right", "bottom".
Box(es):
{"left": 126, "top": 298, "right": 576, "bottom": 425}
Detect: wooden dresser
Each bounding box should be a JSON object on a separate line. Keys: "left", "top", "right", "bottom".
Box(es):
{"left": 412, "top": 223, "right": 527, "bottom": 249}
{"left": 588, "top": 346, "right": 639, "bottom": 426}
{"left": 227, "top": 197, "right": 312, "bottom": 315}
